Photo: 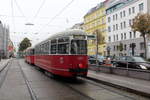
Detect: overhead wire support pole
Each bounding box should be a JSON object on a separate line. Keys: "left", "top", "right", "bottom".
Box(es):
{"left": 95, "top": 30, "right": 99, "bottom": 69}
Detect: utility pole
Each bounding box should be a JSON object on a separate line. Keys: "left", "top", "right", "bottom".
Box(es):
{"left": 95, "top": 30, "right": 99, "bottom": 67}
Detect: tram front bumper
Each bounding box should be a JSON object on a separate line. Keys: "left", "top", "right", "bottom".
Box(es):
{"left": 69, "top": 68, "right": 88, "bottom": 73}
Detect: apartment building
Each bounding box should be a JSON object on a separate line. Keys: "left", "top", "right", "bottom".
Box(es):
{"left": 106, "top": 0, "right": 150, "bottom": 57}
{"left": 0, "top": 21, "right": 10, "bottom": 58}
{"left": 84, "top": 2, "right": 107, "bottom": 55}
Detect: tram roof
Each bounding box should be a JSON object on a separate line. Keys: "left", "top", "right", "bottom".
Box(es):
{"left": 25, "top": 47, "right": 34, "bottom": 51}
{"left": 35, "top": 29, "right": 87, "bottom": 46}
{"left": 48, "top": 29, "right": 87, "bottom": 39}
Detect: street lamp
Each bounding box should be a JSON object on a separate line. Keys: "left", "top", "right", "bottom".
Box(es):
{"left": 25, "top": 23, "right": 34, "bottom": 26}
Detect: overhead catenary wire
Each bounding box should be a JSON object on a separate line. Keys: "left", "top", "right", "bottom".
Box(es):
{"left": 14, "top": 0, "right": 25, "bottom": 17}
{"left": 14, "top": 0, "right": 28, "bottom": 22}
{"left": 11, "top": 0, "right": 15, "bottom": 33}
{"left": 38, "top": 0, "right": 75, "bottom": 33}
{"left": 33, "top": 0, "right": 46, "bottom": 18}
{"left": 46, "top": 0, "right": 74, "bottom": 25}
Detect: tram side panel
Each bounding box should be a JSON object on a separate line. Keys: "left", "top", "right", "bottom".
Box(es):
{"left": 34, "top": 55, "right": 88, "bottom": 77}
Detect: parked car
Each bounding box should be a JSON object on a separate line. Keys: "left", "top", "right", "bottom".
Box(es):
{"left": 113, "top": 56, "right": 150, "bottom": 70}
{"left": 88, "top": 55, "right": 104, "bottom": 65}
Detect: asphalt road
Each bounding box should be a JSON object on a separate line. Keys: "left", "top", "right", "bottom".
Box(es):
{"left": 0, "top": 59, "right": 149, "bottom": 100}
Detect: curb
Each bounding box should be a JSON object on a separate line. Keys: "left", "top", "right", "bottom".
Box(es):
{"left": 86, "top": 76, "right": 150, "bottom": 98}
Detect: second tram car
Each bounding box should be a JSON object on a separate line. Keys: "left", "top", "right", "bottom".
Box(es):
{"left": 25, "top": 47, "right": 35, "bottom": 65}
{"left": 34, "top": 29, "right": 88, "bottom": 77}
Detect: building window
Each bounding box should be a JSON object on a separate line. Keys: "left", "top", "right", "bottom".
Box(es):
{"left": 121, "top": 22, "right": 123, "bottom": 29}
{"left": 121, "top": 33, "right": 123, "bottom": 40}
{"left": 113, "top": 15, "right": 115, "bottom": 21}
{"left": 114, "top": 45, "right": 116, "bottom": 51}
{"left": 124, "top": 33, "right": 126, "bottom": 39}
{"left": 124, "top": 21, "right": 126, "bottom": 28}
{"left": 123, "top": 10, "right": 126, "bottom": 17}
{"left": 113, "top": 25, "right": 115, "bottom": 31}
{"left": 108, "top": 26, "right": 111, "bottom": 32}
{"left": 116, "top": 24, "right": 118, "bottom": 30}
{"left": 140, "top": 42, "right": 144, "bottom": 50}
{"left": 139, "top": 3, "right": 144, "bottom": 12}
{"left": 120, "top": 12, "right": 122, "bottom": 18}
{"left": 116, "top": 14, "right": 118, "bottom": 20}
{"left": 129, "top": 19, "right": 132, "bottom": 26}
{"left": 114, "top": 35, "right": 116, "bottom": 41}
{"left": 133, "top": 31, "right": 136, "bottom": 38}
{"left": 132, "top": 7, "right": 135, "bottom": 13}
{"left": 116, "top": 34, "right": 118, "bottom": 40}
{"left": 129, "top": 8, "right": 131, "bottom": 15}
{"left": 124, "top": 44, "right": 127, "bottom": 50}
{"left": 108, "top": 17, "right": 111, "bottom": 23}
{"left": 102, "top": 17, "right": 105, "bottom": 24}
{"left": 130, "top": 32, "right": 132, "bottom": 39}
{"left": 109, "top": 36, "right": 111, "bottom": 42}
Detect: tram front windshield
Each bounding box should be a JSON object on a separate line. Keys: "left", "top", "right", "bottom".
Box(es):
{"left": 71, "top": 40, "right": 87, "bottom": 55}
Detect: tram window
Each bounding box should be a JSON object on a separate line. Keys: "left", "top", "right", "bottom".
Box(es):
{"left": 58, "top": 43, "right": 69, "bottom": 54}
{"left": 51, "top": 39, "right": 57, "bottom": 44}
{"left": 58, "top": 37, "right": 69, "bottom": 43}
{"left": 40, "top": 45, "right": 42, "bottom": 54}
{"left": 71, "top": 40, "right": 87, "bottom": 54}
{"left": 30, "top": 49, "right": 34, "bottom": 55}
{"left": 41, "top": 44, "right": 44, "bottom": 54}
{"left": 51, "top": 45, "right": 57, "bottom": 54}
{"left": 44, "top": 43, "right": 47, "bottom": 54}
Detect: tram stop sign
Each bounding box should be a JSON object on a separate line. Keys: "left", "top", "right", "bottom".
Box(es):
{"left": 87, "top": 35, "right": 96, "bottom": 40}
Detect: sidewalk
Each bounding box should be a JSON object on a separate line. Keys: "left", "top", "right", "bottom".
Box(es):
{"left": 87, "top": 70, "right": 150, "bottom": 97}
{"left": 0, "top": 59, "right": 10, "bottom": 71}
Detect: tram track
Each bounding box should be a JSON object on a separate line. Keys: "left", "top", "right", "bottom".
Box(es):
{"left": 59, "top": 79, "right": 95, "bottom": 100}
{"left": 18, "top": 61, "right": 38, "bottom": 100}
{"left": 43, "top": 71, "right": 136, "bottom": 100}
{"left": 80, "top": 77, "right": 136, "bottom": 100}
{"left": 21, "top": 59, "right": 149, "bottom": 100}
{"left": 0, "top": 60, "right": 11, "bottom": 89}
{"left": 20, "top": 60, "right": 94, "bottom": 100}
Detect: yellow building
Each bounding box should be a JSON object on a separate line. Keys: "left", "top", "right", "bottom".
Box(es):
{"left": 83, "top": 2, "right": 107, "bottom": 56}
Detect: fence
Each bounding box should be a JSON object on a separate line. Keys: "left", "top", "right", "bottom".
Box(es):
{"left": 89, "top": 65, "right": 150, "bottom": 80}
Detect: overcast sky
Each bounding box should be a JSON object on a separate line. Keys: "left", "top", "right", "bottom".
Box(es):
{"left": 0, "top": 0, "right": 105, "bottom": 48}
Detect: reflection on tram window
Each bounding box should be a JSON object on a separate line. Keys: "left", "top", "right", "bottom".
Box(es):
{"left": 51, "top": 45, "right": 57, "bottom": 54}
{"left": 71, "top": 40, "right": 87, "bottom": 54}
{"left": 58, "top": 43, "right": 69, "bottom": 54}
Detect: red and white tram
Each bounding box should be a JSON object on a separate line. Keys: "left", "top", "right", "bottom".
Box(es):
{"left": 34, "top": 29, "right": 88, "bottom": 77}
{"left": 25, "top": 47, "right": 35, "bottom": 65}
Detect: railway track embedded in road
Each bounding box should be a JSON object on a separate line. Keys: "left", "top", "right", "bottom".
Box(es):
{"left": 18, "top": 61, "right": 38, "bottom": 100}
{"left": 80, "top": 77, "right": 136, "bottom": 100}
{"left": 21, "top": 59, "right": 149, "bottom": 100}
{"left": 0, "top": 60, "right": 11, "bottom": 89}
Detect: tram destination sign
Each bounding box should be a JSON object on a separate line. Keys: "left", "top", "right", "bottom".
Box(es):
{"left": 73, "top": 35, "right": 86, "bottom": 39}
{"left": 87, "top": 35, "right": 96, "bottom": 40}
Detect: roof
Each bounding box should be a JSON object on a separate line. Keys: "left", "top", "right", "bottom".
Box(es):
{"left": 84, "top": 2, "right": 105, "bottom": 17}
{"left": 35, "top": 29, "right": 87, "bottom": 46}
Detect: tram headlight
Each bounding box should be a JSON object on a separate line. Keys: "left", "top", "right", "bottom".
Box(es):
{"left": 79, "top": 64, "right": 84, "bottom": 68}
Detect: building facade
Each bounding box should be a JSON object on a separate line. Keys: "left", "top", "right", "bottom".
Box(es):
{"left": 0, "top": 21, "right": 10, "bottom": 58}
{"left": 106, "top": 0, "right": 150, "bottom": 57}
{"left": 84, "top": 2, "right": 107, "bottom": 56}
